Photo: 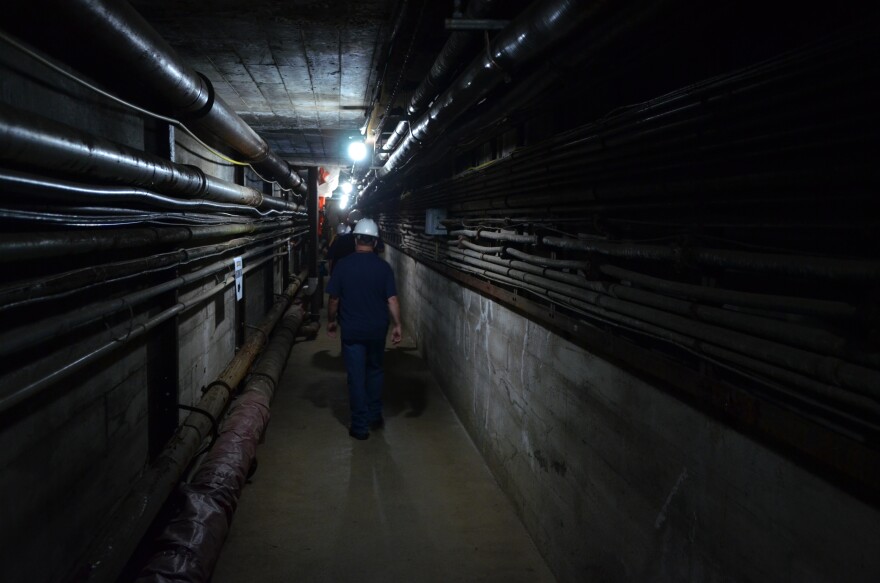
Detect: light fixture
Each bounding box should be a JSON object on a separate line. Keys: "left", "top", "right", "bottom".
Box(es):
{"left": 338, "top": 195, "right": 350, "bottom": 210}
{"left": 347, "top": 141, "right": 367, "bottom": 162}
{"left": 341, "top": 181, "right": 353, "bottom": 194}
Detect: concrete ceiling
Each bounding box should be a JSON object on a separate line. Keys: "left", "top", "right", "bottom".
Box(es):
{"left": 131, "top": 0, "right": 400, "bottom": 168}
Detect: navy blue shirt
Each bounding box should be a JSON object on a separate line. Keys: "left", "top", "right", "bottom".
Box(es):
{"left": 326, "top": 252, "right": 397, "bottom": 340}
{"left": 327, "top": 234, "right": 355, "bottom": 272}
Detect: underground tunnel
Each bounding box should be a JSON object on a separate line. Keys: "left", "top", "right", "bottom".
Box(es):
{"left": 1, "top": 0, "right": 879, "bottom": 581}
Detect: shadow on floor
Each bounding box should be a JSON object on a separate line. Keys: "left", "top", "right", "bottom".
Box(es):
{"left": 302, "top": 346, "right": 429, "bottom": 429}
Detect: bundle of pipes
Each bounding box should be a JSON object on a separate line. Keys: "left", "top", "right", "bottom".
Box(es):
{"left": 1, "top": 0, "right": 307, "bottom": 196}
{"left": 442, "top": 244, "right": 880, "bottom": 421}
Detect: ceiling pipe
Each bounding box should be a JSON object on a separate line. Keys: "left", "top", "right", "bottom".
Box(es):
{"left": 406, "top": 0, "right": 499, "bottom": 117}
{"left": 380, "top": 0, "right": 500, "bottom": 157}
{"left": 0, "top": 103, "right": 299, "bottom": 213}
{"left": 377, "top": 0, "right": 608, "bottom": 180}
{"left": 2, "top": 0, "right": 307, "bottom": 196}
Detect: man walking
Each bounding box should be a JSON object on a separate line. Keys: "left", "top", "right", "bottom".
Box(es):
{"left": 326, "top": 218, "right": 402, "bottom": 440}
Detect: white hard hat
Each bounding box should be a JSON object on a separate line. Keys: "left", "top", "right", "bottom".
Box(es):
{"left": 336, "top": 223, "right": 351, "bottom": 235}
{"left": 352, "top": 218, "right": 379, "bottom": 237}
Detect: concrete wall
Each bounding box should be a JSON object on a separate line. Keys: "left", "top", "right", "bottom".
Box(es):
{"left": 385, "top": 246, "right": 880, "bottom": 583}
{"left": 0, "top": 44, "right": 284, "bottom": 581}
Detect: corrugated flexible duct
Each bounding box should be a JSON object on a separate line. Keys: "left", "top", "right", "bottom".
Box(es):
{"left": 2, "top": 0, "right": 307, "bottom": 195}
{"left": 377, "top": 0, "right": 608, "bottom": 180}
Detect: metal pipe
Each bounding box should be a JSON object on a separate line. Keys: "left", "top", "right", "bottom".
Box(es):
{"left": 4, "top": 0, "right": 306, "bottom": 194}
{"left": 136, "top": 301, "right": 306, "bottom": 582}
{"left": 444, "top": 256, "right": 880, "bottom": 426}
{"left": 75, "top": 271, "right": 309, "bottom": 583}
{"left": 0, "top": 230, "right": 306, "bottom": 311}
{"left": 600, "top": 264, "right": 859, "bottom": 320}
{"left": 448, "top": 229, "right": 537, "bottom": 243}
{"left": 0, "top": 240, "right": 288, "bottom": 358}
{"left": 451, "top": 239, "right": 504, "bottom": 254}
{"left": 0, "top": 219, "right": 294, "bottom": 263}
{"left": 447, "top": 249, "right": 880, "bottom": 399}
{"left": 542, "top": 236, "right": 880, "bottom": 280}
{"left": 0, "top": 103, "right": 299, "bottom": 212}
{"left": 0, "top": 169, "right": 292, "bottom": 217}
{"left": 505, "top": 247, "right": 589, "bottom": 270}
{"left": 379, "top": 0, "right": 607, "bottom": 179}
{"left": 407, "top": 0, "right": 499, "bottom": 116}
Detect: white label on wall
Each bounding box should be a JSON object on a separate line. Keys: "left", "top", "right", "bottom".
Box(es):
{"left": 234, "top": 256, "right": 243, "bottom": 301}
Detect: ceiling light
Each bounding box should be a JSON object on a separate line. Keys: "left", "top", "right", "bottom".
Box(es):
{"left": 348, "top": 141, "right": 367, "bottom": 162}
{"left": 341, "top": 181, "right": 353, "bottom": 194}
{"left": 338, "top": 195, "right": 350, "bottom": 210}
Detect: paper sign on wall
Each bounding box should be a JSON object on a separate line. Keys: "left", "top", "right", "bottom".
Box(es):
{"left": 234, "top": 256, "right": 243, "bottom": 300}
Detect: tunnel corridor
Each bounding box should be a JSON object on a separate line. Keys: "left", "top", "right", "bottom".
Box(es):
{"left": 2, "top": 1, "right": 880, "bottom": 582}
{"left": 208, "top": 304, "right": 554, "bottom": 583}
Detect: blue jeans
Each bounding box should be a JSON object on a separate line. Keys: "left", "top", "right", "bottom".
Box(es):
{"left": 341, "top": 338, "right": 385, "bottom": 434}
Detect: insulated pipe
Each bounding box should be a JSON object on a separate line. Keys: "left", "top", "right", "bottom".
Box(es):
{"left": 0, "top": 260, "right": 299, "bottom": 416}
{"left": 600, "top": 265, "right": 859, "bottom": 320}
{"left": 4, "top": 0, "right": 306, "bottom": 195}
{"left": 446, "top": 249, "right": 880, "bottom": 399}
{"left": 379, "top": 0, "right": 606, "bottom": 179}
{"left": 0, "top": 104, "right": 298, "bottom": 212}
{"left": 453, "top": 247, "right": 879, "bottom": 367}
{"left": 406, "top": 0, "right": 499, "bottom": 117}
{"left": 0, "top": 230, "right": 306, "bottom": 311}
{"left": 449, "top": 259, "right": 880, "bottom": 421}
{"left": 0, "top": 219, "right": 295, "bottom": 263}
{"left": 0, "top": 170, "right": 291, "bottom": 217}
{"left": 505, "top": 247, "right": 589, "bottom": 270}
{"left": 455, "top": 240, "right": 504, "bottom": 254}
{"left": 542, "top": 236, "right": 880, "bottom": 280}
{"left": 76, "top": 271, "right": 309, "bottom": 583}
{"left": 136, "top": 302, "right": 306, "bottom": 582}
{"left": 448, "top": 229, "right": 537, "bottom": 243}
{"left": 0, "top": 239, "right": 288, "bottom": 358}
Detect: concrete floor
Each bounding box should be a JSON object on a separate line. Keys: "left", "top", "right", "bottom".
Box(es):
{"left": 211, "top": 309, "right": 556, "bottom": 583}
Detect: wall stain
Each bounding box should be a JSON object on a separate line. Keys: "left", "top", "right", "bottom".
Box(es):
{"left": 533, "top": 449, "right": 568, "bottom": 477}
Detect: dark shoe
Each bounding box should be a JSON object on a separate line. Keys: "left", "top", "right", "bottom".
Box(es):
{"left": 348, "top": 428, "right": 369, "bottom": 440}
{"left": 369, "top": 417, "right": 385, "bottom": 431}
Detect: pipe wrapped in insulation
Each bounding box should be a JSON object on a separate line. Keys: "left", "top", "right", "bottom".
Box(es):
{"left": 380, "top": 0, "right": 607, "bottom": 178}
{"left": 0, "top": 220, "right": 295, "bottom": 263}
{"left": 135, "top": 303, "right": 306, "bottom": 583}
{"left": 542, "top": 235, "right": 880, "bottom": 280}
{"left": 406, "top": 0, "right": 500, "bottom": 117}
{"left": 2, "top": 0, "right": 306, "bottom": 194}
{"left": 0, "top": 103, "right": 298, "bottom": 213}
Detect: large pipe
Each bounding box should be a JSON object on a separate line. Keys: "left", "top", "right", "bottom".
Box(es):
{"left": 75, "top": 271, "right": 309, "bottom": 583}
{"left": 0, "top": 104, "right": 298, "bottom": 213}
{"left": 0, "top": 169, "right": 292, "bottom": 217}
{"left": 0, "top": 219, "right": 295, "bottom": 263}
{"left": 406, "top": 0, "right": 500, "bottom": 117}
{"left": 2, "top": 0, "right": 306, "bottom": 195}
{"left": 379, "top": 0, "right": 608, "bottom": 179}
{"left": 135, "top": 302, "right": 306, "bottom": 582}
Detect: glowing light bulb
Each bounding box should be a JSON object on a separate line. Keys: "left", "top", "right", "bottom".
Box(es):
{"left": 348, "top": 141, "right": 367, "bottom": 162}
